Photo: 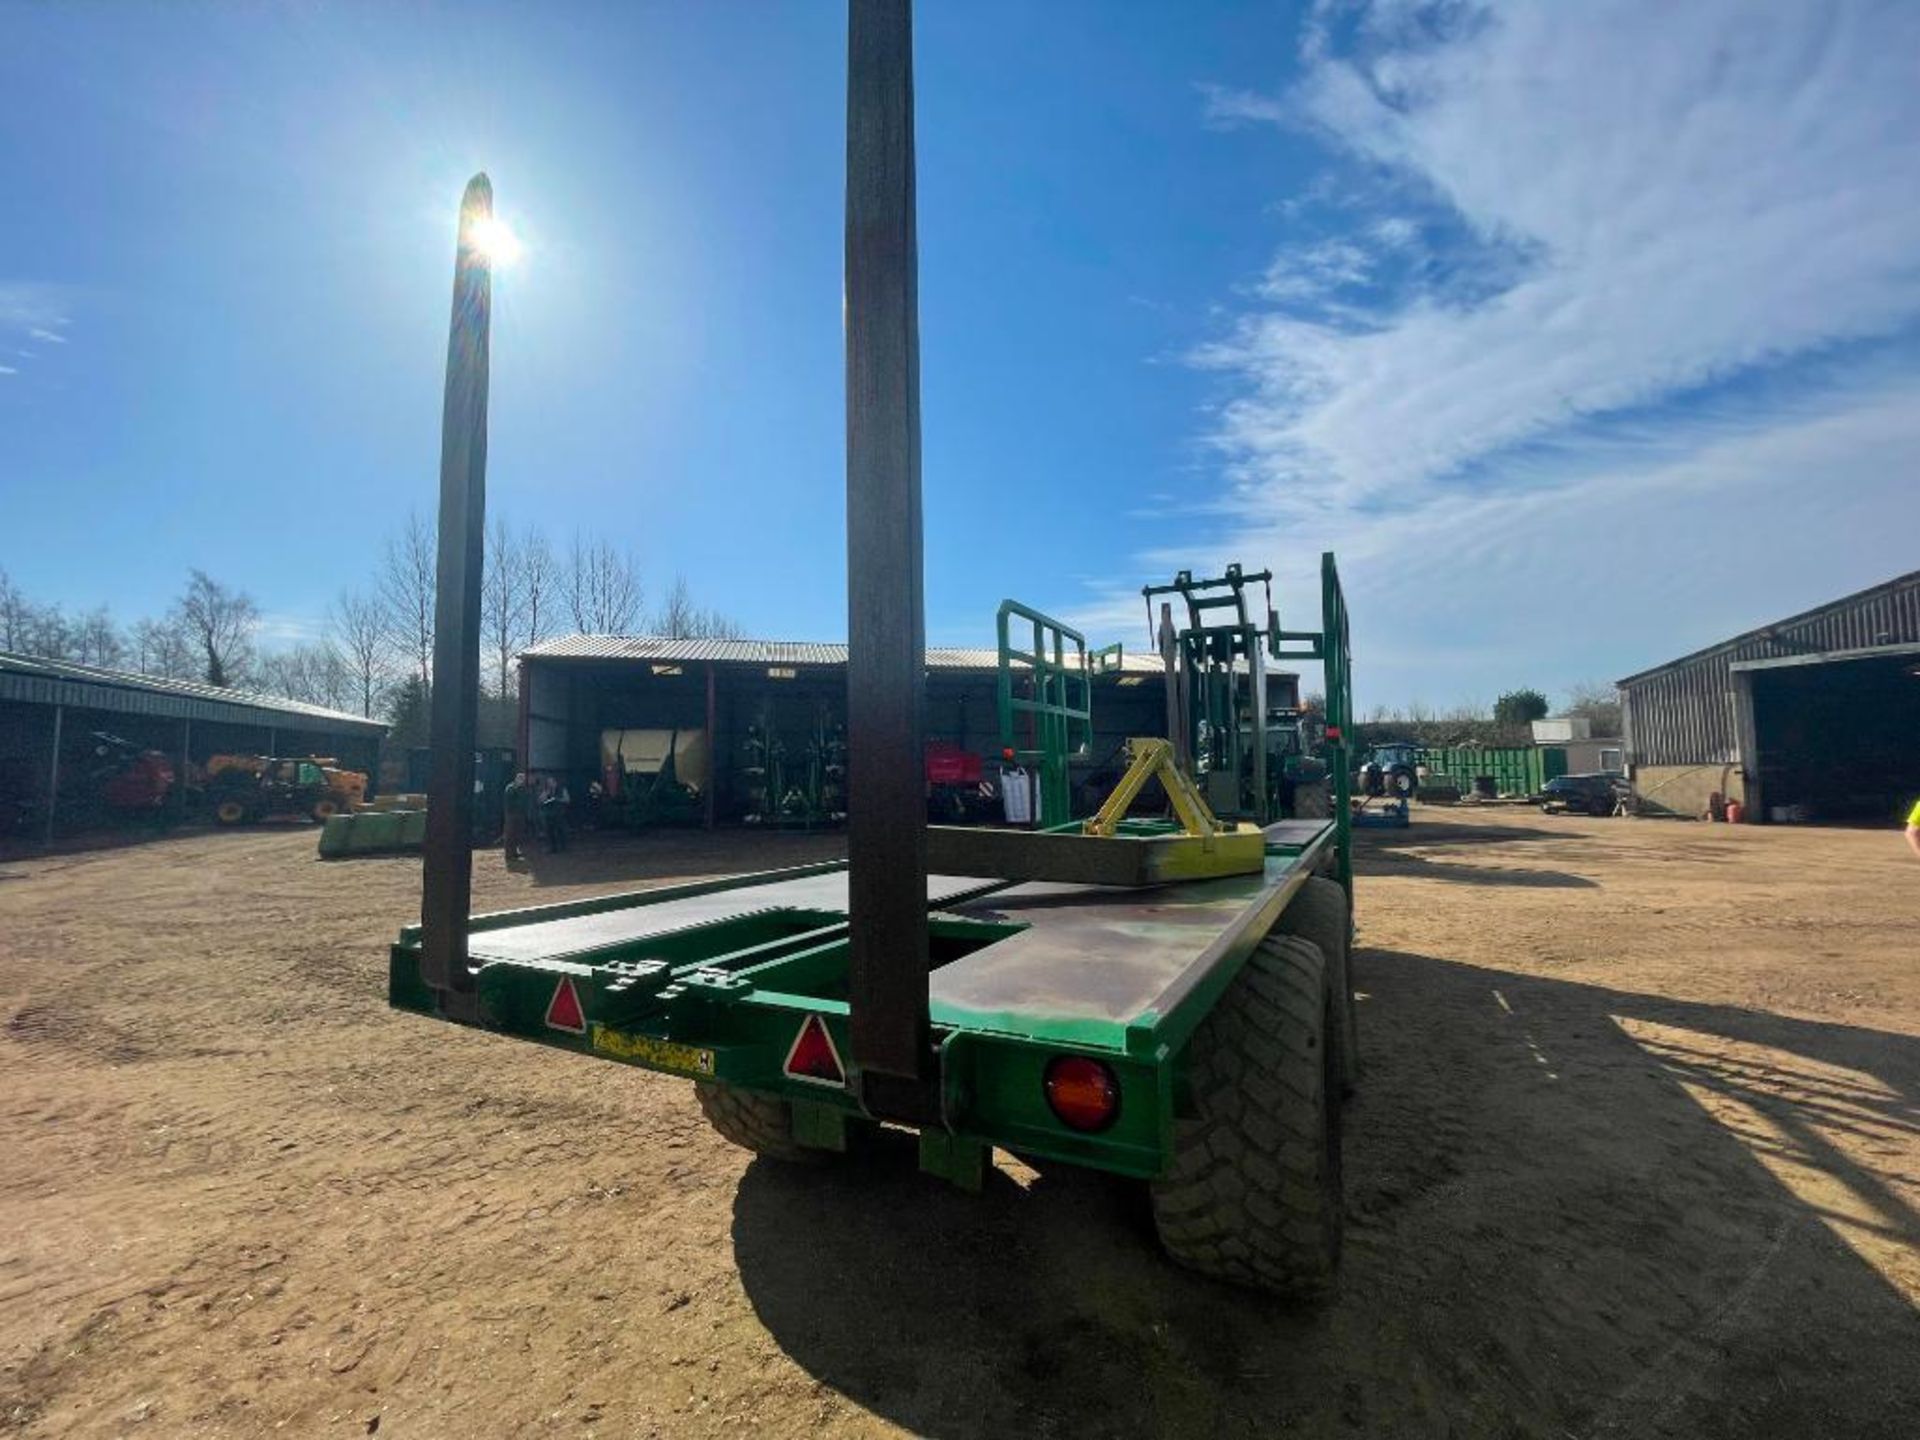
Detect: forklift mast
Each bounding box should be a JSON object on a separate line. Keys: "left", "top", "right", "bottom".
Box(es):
{"left": 1141, "top": 566, "right": 1280, "bottom": 823}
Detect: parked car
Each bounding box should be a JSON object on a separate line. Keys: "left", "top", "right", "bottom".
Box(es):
{"left": 1540, "top": 772, "right": 1628, "bottom": 817}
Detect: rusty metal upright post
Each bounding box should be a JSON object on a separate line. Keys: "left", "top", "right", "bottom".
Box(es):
{"left": 844, "top": 0, "right": 931, "bottom": 1120}
{"left": 419, "top": 174, "right": 495, "bottom": 999}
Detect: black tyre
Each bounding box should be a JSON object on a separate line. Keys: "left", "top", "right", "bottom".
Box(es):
{"left": 1273, "top": 876, "right": 1358, "bottom": 1091}
{"left": 1150, "top": 933, "right": 1343, "bottom": 1299}
{"left": 214, "top": 798, "right": 250, "bottom": 826}
{"left": 1389, "top": 768, "right": 1415, "bottom": 798}
{"left": 694, "top": 1083, "right": 822, "bottom": 1164}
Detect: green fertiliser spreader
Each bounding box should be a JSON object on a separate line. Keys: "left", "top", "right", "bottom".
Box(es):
{"left": 391, "top": 0, "right": 1360, "bottom": 1299}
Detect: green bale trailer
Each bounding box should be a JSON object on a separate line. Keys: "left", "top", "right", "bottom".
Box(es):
{"left": 388, "top": 0, "right": 1362, "bottom": 1298}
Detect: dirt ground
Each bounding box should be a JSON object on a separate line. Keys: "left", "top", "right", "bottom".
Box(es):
{"left": 3, "top": 808, "right": 1917, "bottom": 1438}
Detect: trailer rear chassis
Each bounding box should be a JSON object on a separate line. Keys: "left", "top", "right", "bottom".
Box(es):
{"left": 390, "top": 818, "right": 1334, "bottom": 1188}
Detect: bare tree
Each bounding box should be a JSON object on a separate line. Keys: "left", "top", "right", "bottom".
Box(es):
{"left": 564, "top": 533, "right": 642, "bottom": 633}
{"left": 651, "top": 572, "right": 744, "bottom": 640}
{"left": 521, "top": 525, "right": 557, "bottom": 653}
{"left": 131, "top": 616, "right": 196, "bottom": 679}
{"left": 0, "top": 570, "right": 28, "bottom": 651}
{"left": 75, "top": 607, "right": 125, "bottom": 668}
{"left": 174, "top": 570, "right": 258, "bottom": 687}
{"left": 258, "top": 642, "right": 349, "bottom": 710}
{"left": 1563, "top": 680, "right": 1623, "bottom": 736}
{"left": 481, "top": 517, "right": 525, "bottom": 698}
{"left": 16, "top": 600, "right": 72, "bottom": 660}
{"left": 331, "top": 588, "right": 389, "bottom": 719}
{"left": 380, "top": 512, "right": 436, "bottom": 688}
{"left": 652, "top": 573, "right": 696, "bottom": 639}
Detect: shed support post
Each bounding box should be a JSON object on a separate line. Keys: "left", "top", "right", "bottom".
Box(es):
{"left": 516, "top": 664, "right": 531, "bottom": 776}
{"left": 267, "top": 726, "right": 277, "bottom": 757}
{"left": 1732, "top": 669, "right": 1761, "bottom": 822}
{"left": 44, "top": 702, "right": 63, "bottom": 847}
{"left": 704, "top": 663, "right": 717, "bottom": 831}
{"left": 844, "top": 0, "right": 931, "bottom": 1121}
{"left": 179, "top": 718, "right": 192, "bottom": 820}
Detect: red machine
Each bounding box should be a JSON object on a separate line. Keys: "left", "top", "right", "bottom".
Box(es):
{"left": 82, "top": 732, "right": 175, "bottom": 814}
{"left": 925, "top": 741, "right": 992, "bottom": 823}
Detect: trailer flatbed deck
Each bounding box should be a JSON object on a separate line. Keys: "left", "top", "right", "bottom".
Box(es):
{"left": 463, "top": 869, "right": 1001, "bottom": 965}
{"left": 931, "top": 819, "right": 1332, "bottom": 1050}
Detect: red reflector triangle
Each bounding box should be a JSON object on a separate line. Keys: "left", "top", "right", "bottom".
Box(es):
{"left": 545, "top": 976, "right": 586, "bottom": 1034}
{"left": 783, "top": 1014, "right": 846, "bottom": 1086}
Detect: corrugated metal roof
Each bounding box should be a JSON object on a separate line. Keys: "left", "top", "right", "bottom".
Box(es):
{"left": 1617, "top": 569, "right": 1920, "bottom": 686}
{"left": 522, "top": 633, "right": 1168, "bottom": 675}
{"left": 0, "top": 650, "right": 388, "bottom": 734}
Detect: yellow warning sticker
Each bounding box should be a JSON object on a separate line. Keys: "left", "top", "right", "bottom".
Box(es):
{"left": 589, "top": 1024, "right": 716, "bottom": 1077}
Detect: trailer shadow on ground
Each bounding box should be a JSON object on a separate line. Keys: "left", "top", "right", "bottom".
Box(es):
{"left": 1360, "top": 849, "right": 1601, "bottom": 888}
{"left": 1356, "top": 814, "right": 1591, "bottom": 849}
{"left": 731, "top": 949, "right": 1920, "bottom": 1439}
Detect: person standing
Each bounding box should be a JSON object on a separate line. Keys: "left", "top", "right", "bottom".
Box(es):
{"left": 502, "top": 772, "right": 528, "bottom": 862}
{"left": 542, "top": 776, "right": 571, "bottom": 853}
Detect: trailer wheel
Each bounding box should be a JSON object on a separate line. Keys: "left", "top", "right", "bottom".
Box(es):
{"left": 1150, "top": 933, "right": 1342, "bottom": 1299}
{"left": 214, "top": 798, "right": 249, "bottom": 826}
{"left": 694, "top": 1083, "right": 821, "bottom": 1164}
{"left": 1273, "top": 877, "right": 1358, "bottom": 1091}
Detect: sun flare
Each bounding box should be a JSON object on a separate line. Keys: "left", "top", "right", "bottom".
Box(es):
{"left": 469, "top": 215, "right": 522, "bottom": 267}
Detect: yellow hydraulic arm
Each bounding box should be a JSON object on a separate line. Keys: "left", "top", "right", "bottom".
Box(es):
{"left": 1083, "top": 737, "right": 1229, "bottom": 843}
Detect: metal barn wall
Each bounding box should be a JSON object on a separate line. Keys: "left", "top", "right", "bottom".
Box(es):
{"left": 1620, "top": 571, "right": 1920, "bottom": 767}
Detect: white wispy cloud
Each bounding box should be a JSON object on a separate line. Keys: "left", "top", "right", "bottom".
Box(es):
{"left": 255, "top": 612, "right": 329, "bottom": 646}
{"left": 1161, "top": 0, "right": 1920, "bottom": 703}
{"left": 1197, "top": 82, "right": 1290, "bottom": 130}
{"left": 0, "top": 284, "right": 68, "bottom": 333}
{"left": 0, "top": 365, "right": 16, "bottom": 376}
{"left": 27, "top": 327, "right": 66, "bottom": 345}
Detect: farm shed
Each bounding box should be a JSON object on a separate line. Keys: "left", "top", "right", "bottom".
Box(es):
{"left": 516, "top": 635, "right": 1178, "bottom": 827}
{"left": 1618, "top": 571, "right": 1920, "bottom": 821}
{"left": 0, "top": 650, "right": 387, "bottom": 842}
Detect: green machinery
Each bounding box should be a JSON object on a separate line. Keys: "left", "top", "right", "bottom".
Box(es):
{"left": 743, "top": 704, "right": 847, "bottom": 829}
{"left": 1143, "top": 564, "right": 1335, "bottom": 825}
{"left": 392, "top": 0, "right": 1362, "bottom": 1298}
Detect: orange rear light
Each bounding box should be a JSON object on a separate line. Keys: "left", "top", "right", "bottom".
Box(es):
{"left": 1043, "top": 1055, "right": 1120, "bottom": 1132}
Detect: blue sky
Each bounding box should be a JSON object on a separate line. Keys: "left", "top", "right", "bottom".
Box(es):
{"left": 3, "top": 0, "right": 1916, "bottom": 713}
